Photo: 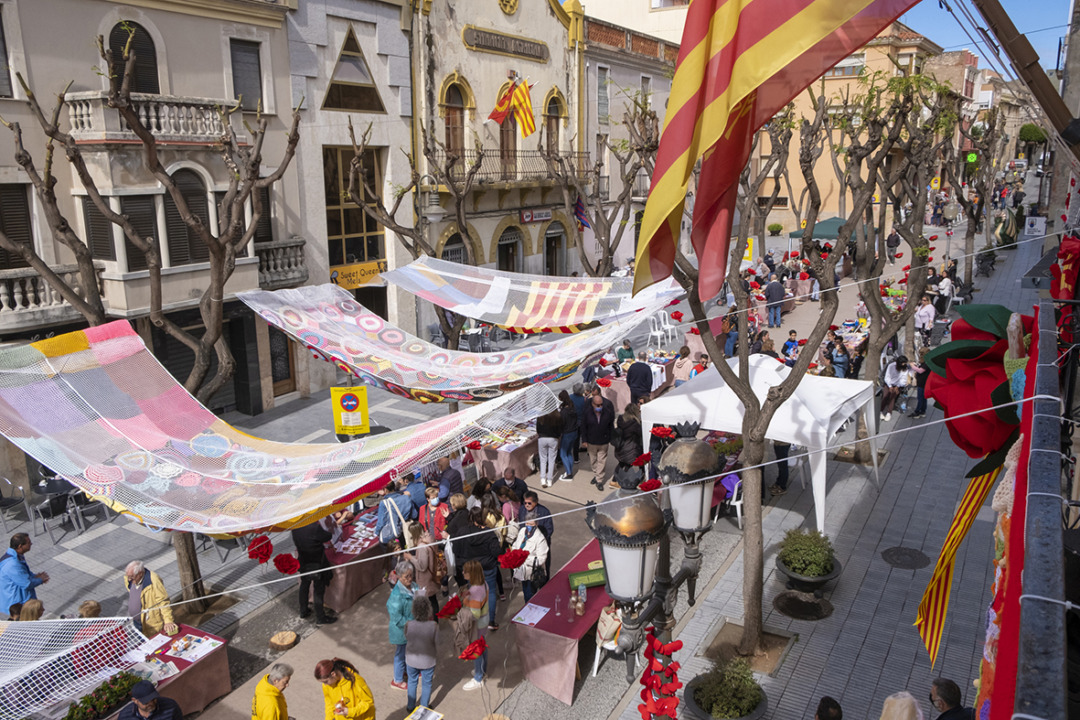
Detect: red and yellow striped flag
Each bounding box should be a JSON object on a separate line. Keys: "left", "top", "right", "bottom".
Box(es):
{"left": 511, "top": 82, "right": 536, "bottom": 138}
{"left": 915, "top": 465, "right": 1003, "bottom": 667}
{"left": 489, "top": 82, "right": 517, "bottom": 124}
{"left": 633, "top": 0, "right": 921, "bottom": 300}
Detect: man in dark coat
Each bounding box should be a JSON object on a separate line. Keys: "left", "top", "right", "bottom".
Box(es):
{"left": 930, "top": 678, "right": 975, "bottom": 720}
{"left": 491, "top": 467, "right": 528, "bottom": 503}
{"left": 290, "top": 520, "right": 337, "bottom": 625}
{"left": 581, "top": 391, "right": 616, "bottom": 489}
{"left": 763, "top": 273, "right": 786, "bottom": 328}
{"left": 626, "top": 352, "right": 653, "bottom": 404}
{"left": 570, "top": 382, "right": 588, "bottom": 461}
{"left": 434, "top": 456, "right": 463, "bottom": 502}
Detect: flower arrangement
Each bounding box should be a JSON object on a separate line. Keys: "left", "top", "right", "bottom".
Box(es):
{"left": 247, "top": 535, "right": 273, "bottom": 564}
{"left": 790, "top": 251, "right": 799, "bottom": 258}
{"left": 273, "top": 553, "right": 300, "bottom": 575}
{"left": 498, "top": 549, "right": 529, "bottom": 569}
{"left": 828, "top": 324, "right": 839, "bottom": 331}
{"left": 436, "top": 595, "right": 462, "bottom": 619}
{"left": 63, "top": 671, "right": 142, "bottom": 720}
{"left": 638, "top": 630, "right": 682, "bottom": 720}
{"left": 459, "top": 637, "right": 487, "bottom": 660}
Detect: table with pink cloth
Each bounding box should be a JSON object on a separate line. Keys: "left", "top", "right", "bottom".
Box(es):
{"left": 318, "top": 507, "right": 388, "bottom": 613}
{"left": 470, "top": 435, "right": 538, "bottom": 480}
{"left": 785, "top": 278, "right": 813, "bottom": 300}
{"left": 106, "top": 625, "right": 231, "bottom": 717}
{"left": 599, "top": 361, "right": 674, "bottom": 411}
{"left": 513, "top": 539, "right": 611, "bottom": 705}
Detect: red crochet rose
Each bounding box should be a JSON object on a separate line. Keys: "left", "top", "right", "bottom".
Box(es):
{"left": 436, "top": 595, "right": 462, "bottom": 619}
{"left": 498, "top": 549, "right": 530, "bottom": 569}
{"left": 596, "top": 377, "right": 613, "bottom": 387}
{"left": 927, "top": 256, "right": 934, "bottom": 262}
{"left": 639, "top": 479, "right": 662, "bottom": 492}
{"left": 928, "top": 235, "right": 939, "bottom": 241}
{"left": 808, "top": 363, "right": 818, "bottom": 369}
{"left": 599, "top": 358, "right": 608, "bottom": 367}
{"left": 797, "top": 339, "right": 807, "bottom": 346}
{"left": 650, "top": 427, "right": 675, "bottom": 438}
{"left": 895, "top": 252, "right": 904, "bottom": 259}
{"left": 689, "top": 328, "right": 700, "bottom": 335}
{"left": 790, "top": 251, "right": 799, "bottom": 258}
{"left": 747, "top": 268, "right": 756, "bottom": 275}
{"left": 749, "top": 281, "right": 761, "bottom": 289}
{"left": 898, "top": 277, "right": 907, "bottom": 284}
{"left": 460, "top": 637, "right": 487, "bottom": 660}
{"left": 829, "top": 325, "right": 839, "bottom": 331}
{"left": 902, "top": 265, "right": 911, "bottom": 272}
{"left": 632, "top": 452, "right": 652, "bottom": 467}
{"left": 670, "top": 311, "right": 684, "bottom": 322}
{"left": 799, "top": 272, "right": 809, "bottom": 280}
{"left": 929, "top": 246, "right": 937, "bottom": 251}
{"left": 247, "top": 535, "right": 273, "bottom": 564}
{"left": 273, "top": 553, "right": 300, "bottom": 575}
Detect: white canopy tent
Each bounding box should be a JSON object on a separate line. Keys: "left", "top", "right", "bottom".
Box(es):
{"left": 641, "top": 355, "right": 878, "bottom": 531}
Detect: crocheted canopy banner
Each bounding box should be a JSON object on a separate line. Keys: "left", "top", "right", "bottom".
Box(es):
{"left": 0, "top": 321, "right": 557, "bottom": 532}
{"left": 380, "top": 256, "right": 683, "bottom": 333}
{"left": 239, "top": 283, "right": 661, "bottom": 402}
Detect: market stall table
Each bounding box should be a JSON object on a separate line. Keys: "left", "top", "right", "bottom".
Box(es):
{"left": 513, "top": 540, "right": 610, "bottom": 705}
{"left": 318, "top": 508, "right": 388, "bottom": 613}
{"left": 470, "top": 435, "right": 538, "bottom": 480}
{"left": 684, "top": 317, "right": 725, "bottom": 358}
{"left": 599, "top": 360, "right": 674, "bottom": 410}
{"left": 108, "top": 625, "right": 230, "bottom": 717}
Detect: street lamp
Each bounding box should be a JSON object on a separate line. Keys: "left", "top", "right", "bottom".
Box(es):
{"left": 942, "top": 201, "right": 960, "bottom": 261}
{"left": 417, "top": 173, "right": 446, "bottom": 224}
{"left": 585, "top": 422, "right": 720, "bottom": 682}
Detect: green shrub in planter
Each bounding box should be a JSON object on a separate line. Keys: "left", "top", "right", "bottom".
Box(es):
{"left": 693, "top": 657, "right": 763, "bottom": 719}
{"left": 63, "top": 671, "right": 142, "bottom": 720}
{"left": 777, "top": 528, "right": 834, "bottom": 577}
{"left": 767, "top": 223, "right": 783, "bottom": 236}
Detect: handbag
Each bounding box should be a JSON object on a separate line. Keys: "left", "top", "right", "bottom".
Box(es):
{"left": 530, "top": 557, "right": 549, "bottom": 590}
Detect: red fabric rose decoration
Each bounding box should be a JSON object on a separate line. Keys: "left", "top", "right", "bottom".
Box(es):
{"left": 797, "top": 339, "right": 807, "bottom": 346}
{"left": 599, "top": 358, "right": 608, "bottom": 367}
{"left": 929, "top": 235, "right": 939, "bottom": 241}
{"left": 650, "top": 427, "right": 675, "bottom": 438}
{"left": 436, "top": 595, "right": 462, "bottom": 619}
{"left": 749, "top": 281, "right": 761, "bottom": 289}
{"left": 895, "top": 252, "right": 903, "bottom": 259}
{"left": 632, "top": 453, "right": 652, "bottom": 467}
{"left": 799, "top": 272, "right": 809, "bottom": 280}
{"left": 689, "top": 328, "right": 700, "bottom": 335}
{"left": 790, "top": 251, "right": 799, "bottom": 258}
{"left": 639, "top": 479, "right": 662, "bottom": 492}
{"left": 498, "top": 549, "right": 530, "bottom": 569}
{"left": 898, "top": 277, "right": 907, "bottom": 284}
{"left": 273, "top": 553, "right": 300, "bottom": 575}
{"left": 459, "top": 637, "right": 487, "bottom": 660}
{"left": 808, "top": 363, "right": 818, "bottom": 369}
{"left": 248, "top": 535, "right": 273, "bottom": 564}
{"left": 829, "top": 325, "right": 839, "bottom": 331}
{"left": 671, "top": 311, "right": 684, "bottom": 322}
{"left": 596, "top": 377, "right": 612, "bottom": 387}
{"left": 801, "top": 258, "right": 811, "bottom": 265}
{"left": 467, "top": 440, "right": 483, "bottom": 450}
{"left": 747, "top": 268, "right": 756, "bottom": 275}
{"left": 927, "top": 256, "right": 934, "bottom": 263}
{"left": 902, "top": 264, "right": 911, "bottom": 271}
{"left": 929, "top": 246, "right": 937, "bottom": 251}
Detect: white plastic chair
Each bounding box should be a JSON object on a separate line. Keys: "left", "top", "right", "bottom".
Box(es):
{"left": 648, "top": 315, "right": 666, "bottom": 348}
{"left": 659, "top": 311, "right": 678, "bottom": 344}
{"left": 730, "top": 478, "right": 744, "bottom": 529}
{"left": 593, "top": 637, "right": 636, "bottom": 676}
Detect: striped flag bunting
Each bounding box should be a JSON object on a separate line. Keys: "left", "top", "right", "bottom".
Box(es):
{"left": 489, "top": 81, "right": 517, "bottom": 124}
{"left": 511, "top": 82, "right": 536, "bottom": 138}
{"left": 632, "top": 0, "right": 921, "bottom": 300}
{"left": 574, "top": 195, "right": 591, "bottom": 228}
{"left": 915, "top": 464, "right": 1004, "bottom": 667}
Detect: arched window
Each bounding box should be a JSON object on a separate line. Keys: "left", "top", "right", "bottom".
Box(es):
{"left": 497, "top": 227, "right": 522, "bottom": 272}
{"left": 500, "top": 115, "right": 517, "bottom": 180}
{"left": 164, "top": 169, "right": 210, "bottom": 266}
{"left": 546, "top": 97, "right": 561, "bottom": 155}
{"left": 544, "top": 221, "right": 565, "bottom": 277}
{"left": 444, "top": 84, "right": 465, "bottom": 157}
{"left": 109, "top": 22, "right": 160, "bottom": 94}
{"left": 442, "top": 233, "right": 466, "bottom": 264}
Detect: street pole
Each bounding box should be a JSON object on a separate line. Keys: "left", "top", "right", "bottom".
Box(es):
{"left": 969, "top": 0, "right": 1080, "bottom": 164}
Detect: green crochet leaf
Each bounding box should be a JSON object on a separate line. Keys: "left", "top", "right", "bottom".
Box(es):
{"left": 990, "top": 380, "right": 1020, "bottom": 425}
{"left": 923, "top": 339, "right": 995, "bottom": 377}
{"left": 965, "top": 428, "right": 1018, "bottom": 478}
{"left": 953, "top": 304, "right": 1014, "bottom": 339}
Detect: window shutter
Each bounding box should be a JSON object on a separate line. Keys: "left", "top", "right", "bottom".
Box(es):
{"left": 120, "top": 195, "right": 156, "bottom": 272}
{"left": 597, "top": 68, "right": 609, "bottom": 123}
{"left": 254, "top": 186, "right": 272, "bottom": 244}
{"left": 0, "top": 184, "right": 31, "bottom": 269}
{"left": 163, "top": 170, "right": 210, "bottom": 266}
{"left": 229, "top": 40, "right": 262, "bottom": 111}
{"left": 0, "top": 16, "right": 12, "bottom": 99}
{"left": 82, "top": 198, "right": 116, "bottom": 261}
{"left": 109, "top": 23, "right": 160, "bottom": 94}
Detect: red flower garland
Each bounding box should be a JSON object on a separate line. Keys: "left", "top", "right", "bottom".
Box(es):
{"left": 639, "top": 479, "right": 662, "bottom": 492}
{"left": 498, "top": 549, "right": 530, "bottom": 569}
{"left": 638, "top": 630, "right": 683, "bottom": 720}
{"left": 247, "top": 535, "right": 273, "bottom": 564}
{"left": 459, "top": 637, "right": 487, "bottom": 660}
{"left": 273, "top": 553, "right": 300, "bottom": 575}
{"left": 597, "top": 377, "right": 613, "bottom": 387}
{"left": 632, "top": 452, "right": 652, "bottom": 467}
{"left": 436, "top": 595, "right": 462, "bottom": 619}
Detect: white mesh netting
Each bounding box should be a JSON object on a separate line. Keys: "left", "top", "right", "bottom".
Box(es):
{"left": 238, "top": 283, "right": 664, "bottom": 402}
{"left": 0, "top": 617, "right": 146, "bottom": 719}
{"left": 0, "top": 322, "right": 558, "bottom": 532}
{"left": 380, "top": 256, "right": 684, "bottom": 332}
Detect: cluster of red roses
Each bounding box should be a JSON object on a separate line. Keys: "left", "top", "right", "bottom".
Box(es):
{"left": 637, "top": 629, "right": 683, "bottom": 719}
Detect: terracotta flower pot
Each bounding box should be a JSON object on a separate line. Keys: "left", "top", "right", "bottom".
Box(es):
{"left": 775, "top": 556, "right": 842, "bottom": 596}
{"left": 683, "top": 676, "right": 768, "bottom": 720}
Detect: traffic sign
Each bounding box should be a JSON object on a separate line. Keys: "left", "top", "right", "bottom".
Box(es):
{"left": 332, "top": 386, "right": 370, "bottom": 435}
{"left": 931, "top": 177, "right": 940, "bottom": 190}
{"left": 800, "top": 219, "right": 807, "bottom": 229}
{"left": 966, "top": 152, "right": 977, "bottom": 163}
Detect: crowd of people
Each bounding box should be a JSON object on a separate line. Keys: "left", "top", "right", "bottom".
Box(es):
{"left": 812, "top": 677, "right": 976, "bottom": 720}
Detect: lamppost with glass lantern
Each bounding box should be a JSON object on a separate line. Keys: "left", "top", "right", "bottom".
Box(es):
{"left": 585, "top": 422, "right": 721, "bottom": 683}
{"left": 942, "top": 200, "right": 959, "bottom": 262}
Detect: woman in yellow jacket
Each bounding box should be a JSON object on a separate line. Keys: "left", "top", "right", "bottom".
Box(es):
{"left": 251, "top": 663, "right": 292, "bottom": 720}
{"left": 315, "top": 658, "right": 375, "bottom": 720}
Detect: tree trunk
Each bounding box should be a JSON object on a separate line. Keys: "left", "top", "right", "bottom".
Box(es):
{"left": 963, "top": 219, "right": 977, "bottom": 288}
{"left": 173, "top": 531, "right": 207, "bottom": 612}
{"left": 738, "top": 438, "right": 766, "bottom": 656}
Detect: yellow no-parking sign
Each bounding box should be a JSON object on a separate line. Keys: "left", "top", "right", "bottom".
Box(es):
{"left": 332, "top": 386, "right": 370, "bottom": 435}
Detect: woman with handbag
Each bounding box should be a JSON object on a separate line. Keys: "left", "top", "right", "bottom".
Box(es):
{"left": 511, "top": 511, "right": 550, "bottom": 602}
{"left": 408, "top": 525, "right": 440, "bottom": 617}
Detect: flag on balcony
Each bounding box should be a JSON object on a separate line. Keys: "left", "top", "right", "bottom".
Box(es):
{"left": 511, "top": 82, "right": 536, "bottom": 138}
{"left": 489, "top": 82, "right": 517, "bottom": 124}
{"left": 915, "top": 464, "right": 1003, "bottom": 667}
{"left": 574, "top": 196, "right": 591, "bottom": 229}
{"left": 632, "top": 0, "right": 920, "bottom": 300}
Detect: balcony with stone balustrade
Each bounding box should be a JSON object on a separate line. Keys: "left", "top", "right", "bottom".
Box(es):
{"left": 65, "top": 92, "right": 238, "bottom": 144}
{"left": 0, "top": 264, "right": 104, "bottom": 333}
{"left": 255, "top": 236, "right": 308, "bottom": 291}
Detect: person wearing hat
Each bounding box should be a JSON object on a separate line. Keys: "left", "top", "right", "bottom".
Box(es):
{"left": 117, "top": 680, "right": 182, "bottom": 720}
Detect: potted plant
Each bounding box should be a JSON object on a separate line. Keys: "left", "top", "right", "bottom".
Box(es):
{"left": 63, "top": 671, "right": 142, "bottom": 720}
{"left": 684, "top": 657, "right": 767, "bottom": 720}
{"left": 774, "top": 527, "right": 841, "bottom": 595}
{"left": 767, "top": 223, "right": 783, "bottom": 236}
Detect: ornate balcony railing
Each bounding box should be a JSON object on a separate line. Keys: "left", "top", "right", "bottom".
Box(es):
{"left": 632, "top": 167, "right": 651, "bottom": 200}
{"left": 66, "top": 92, "right": 238, "bottom": 144}
{"left": 0, "top": 264, "right": 104, "bottom": 331}
{"left": 429, "top": 150, "right": 591, "bottom": 184}
{"left": 255, "top": 236, "right": 308, "bottom": 291}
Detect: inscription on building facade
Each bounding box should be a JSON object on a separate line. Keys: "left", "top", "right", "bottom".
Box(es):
{"left": 462, "top": 25, "right": 549, "bottom": 63}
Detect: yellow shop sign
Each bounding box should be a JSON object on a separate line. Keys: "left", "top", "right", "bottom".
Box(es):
{"left": 330, "top": 260, "right": 387, "bottom": 289}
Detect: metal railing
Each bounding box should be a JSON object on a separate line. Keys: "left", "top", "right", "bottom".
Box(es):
{"left": 0, "top": 264, "right": 104, "bottom": 330}
{"left": 66, "top": 91, "right": 238, "bottom": 143}
{"left": 429, "top": 150, "right": 591, "bottom": 184}
{"left": 254, "top": 236, "right": 308, "bottom": 291}
{"left": 632, "top": 167, "right": 650, "bottom": 199}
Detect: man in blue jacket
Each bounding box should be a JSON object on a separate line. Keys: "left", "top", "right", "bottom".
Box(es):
{"left": 0, "top": 533, "right": 48, "bottom": 615}
{"left": 375, "top": 480, "right": 415, "bottom": 547}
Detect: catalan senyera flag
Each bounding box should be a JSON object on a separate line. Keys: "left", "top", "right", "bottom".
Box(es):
{"left": 633, "top": 0, "right": 921, "bottom": 301}
{"left": 914, "top": 464, "right": 1004, "bottom": 667}
{"left": 511, "top": 82, "right": 536, "bottom": 138}
{"left": 574, "top": 195, "right": 591, "bottom": 229}
{"left": 489, "top": 82, "right": 517, "bottom": 124}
